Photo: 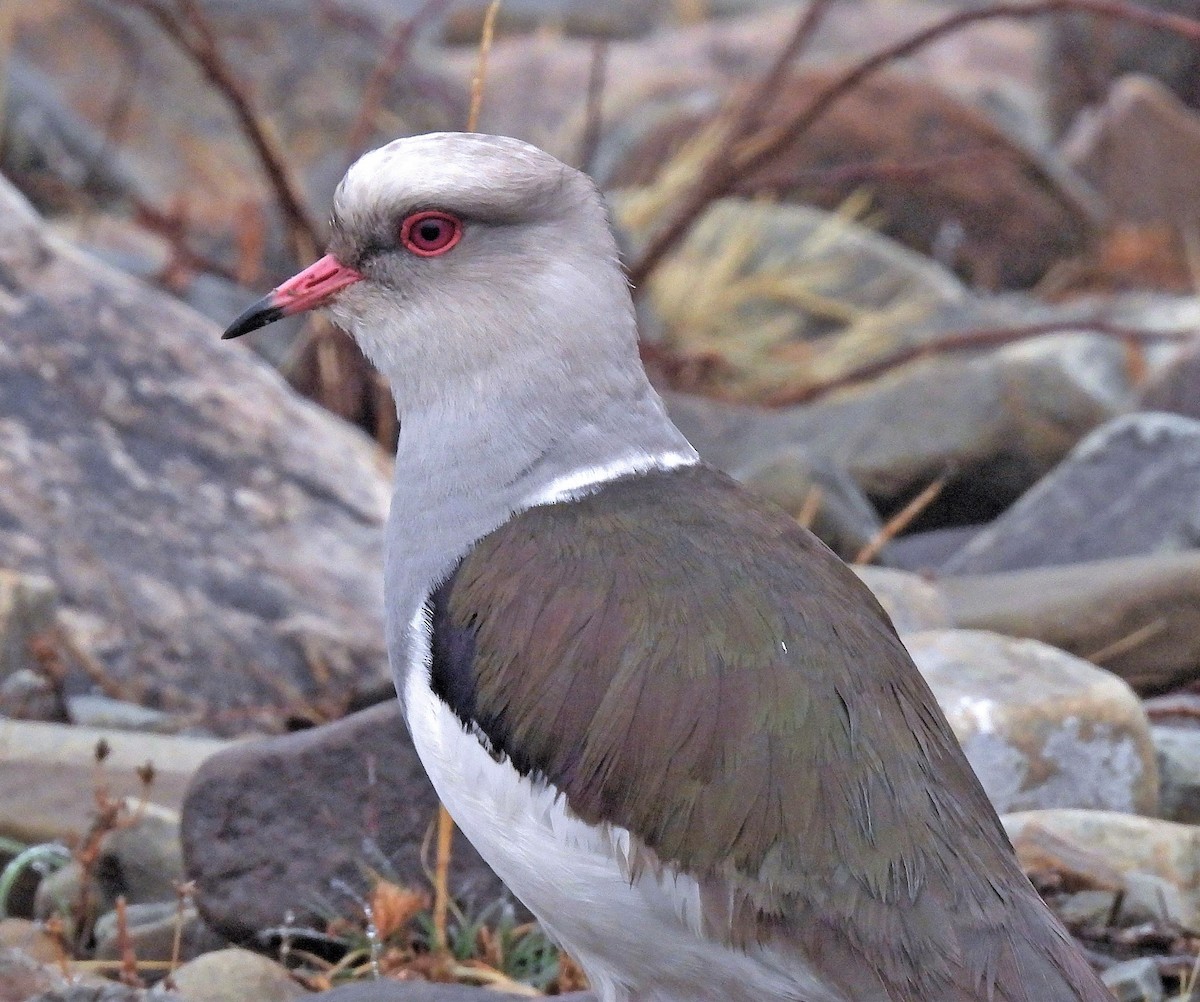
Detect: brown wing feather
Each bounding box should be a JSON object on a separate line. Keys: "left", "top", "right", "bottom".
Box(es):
{"left": 440, "top": 465, "right": 1112, "bottom": 1002}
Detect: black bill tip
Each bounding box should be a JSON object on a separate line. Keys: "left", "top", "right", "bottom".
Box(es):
{"left": 222, "top": 296, "right": 285, "bottom": 340}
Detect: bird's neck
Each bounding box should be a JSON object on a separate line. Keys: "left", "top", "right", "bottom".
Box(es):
{"left": 382, "top": 364, "right": 696, "bottom": 672}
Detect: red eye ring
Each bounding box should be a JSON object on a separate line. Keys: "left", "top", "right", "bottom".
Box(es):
{"left": 399, "top": 210, "right": 462, "bottom": 257}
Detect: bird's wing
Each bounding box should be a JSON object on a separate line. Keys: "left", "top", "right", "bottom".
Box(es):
{"left": 429, "top": 464, "right": 1111, "bottom": 1002}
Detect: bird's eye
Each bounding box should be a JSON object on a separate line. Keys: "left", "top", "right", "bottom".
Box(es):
{"left": 399, "top": 210, "right": 463, "bottom": 257}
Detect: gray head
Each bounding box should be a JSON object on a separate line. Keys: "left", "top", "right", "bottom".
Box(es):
{"left": 328, "top": 133, "right": 639, "bottom": 403}
{"left": 226, "top": 133, "right": 646, "bottom": 416}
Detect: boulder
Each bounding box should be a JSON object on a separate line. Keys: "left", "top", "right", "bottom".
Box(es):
{"left": 0, "top": 174, "right": 390, "bottom": 730}
{"left": 1004, "top": 809, "right": 1200, "bottom": 932}
{"left": 181, "top": 701, "right": 510, "bottom": 943}
{"left": 909, "top": 630, "right": 1157, "bottom": 815}
{"left": 945, "top": 413, "right": 1200, "bottom": 575}
{"left": 170, "top": 947, "right": 305, "bottom": 1002}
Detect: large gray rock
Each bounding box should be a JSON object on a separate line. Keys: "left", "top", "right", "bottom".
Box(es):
{"left": 182, "top": 701, "right": 510, "bottom": 943}
{"left": 945, "top": 413, "right": 1200, "bottom": 575}
{"left": 909, "top": 630, "right": 1158, "bottom": 815}
{"left": 0, "top": 175, "right": 389, "bottom": 728}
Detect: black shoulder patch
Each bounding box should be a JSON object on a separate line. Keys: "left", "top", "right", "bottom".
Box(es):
{"left": 428, "top": 565, "right": 478, "bottom": 724}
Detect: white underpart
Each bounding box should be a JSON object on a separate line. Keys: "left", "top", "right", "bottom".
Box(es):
{"left": 404, "top": 610, "right": 832, "bottom": 1002}
{"left": 522, "top": 448, "right": 699, "bottom": 508}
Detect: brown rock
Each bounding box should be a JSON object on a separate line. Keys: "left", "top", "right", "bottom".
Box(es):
{"left": 170, "top": 947, "right": 305, "bottom": 1002}
{"left": 181, "top": 701, "right": 511, "bottom": 942}
{"left": 607, "top": 67, "right": 1090, "bottom": 289}
{"left": 940, "top": 551, "right": 1200, "bottom": 694}
{"left": 1004, "top": 810, "right": 1200, "bottom": 931}
{"left": 1062, "top": 75, "right": 1200, "bottom": 231}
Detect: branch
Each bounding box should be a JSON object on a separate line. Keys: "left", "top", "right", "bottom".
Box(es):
{"left": 627, "top": 0, "right": 1200, "bottom": 289}
{"left": 578, "top": 39, "right": 610, "bottom": 174}
{"left": 117, "top": 0, "right": 321, "bottom": 264}
{"left": 625, "top": 0, "right": 829, "bottom": 289}
{"left": 761, "top": 319, "right": 1197, "bottom": 408}
{"left": 344, "top": 0, "right": 455, "bottom": 164}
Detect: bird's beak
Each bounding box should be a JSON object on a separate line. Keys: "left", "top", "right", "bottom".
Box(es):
{"left": 222, "top": 254, "right": 364, "bottom": 339}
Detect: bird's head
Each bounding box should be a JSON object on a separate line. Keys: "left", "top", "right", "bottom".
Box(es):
{"left": 224, "top": 133, "right": 639, "bottom": 413}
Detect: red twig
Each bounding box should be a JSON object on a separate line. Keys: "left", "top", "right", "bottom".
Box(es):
{"left": 762, "top": 319, "right": 1198, "bottom": 407}
{"left": 578, "top": 39, "right": 610, "bottom": 174}
{"left": 117, "top": 0, "right": 321, "bottom": 264}
{"left": 627, "top": 0, "right": 1200, "bottom": 289}
{"left": 344, "top": 0, "right": 454, "bottom": 165}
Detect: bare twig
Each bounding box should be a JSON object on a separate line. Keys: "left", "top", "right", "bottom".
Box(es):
{"left": 116, "top": 897, "right": 143, "bottom": 987}
{"left": 578, "top": 39, "right": 610, "bottom": 174}
{"left": 344, "top": 0, "right": 455, "bottom": 163}
{"left": 627, "top": 0, "right": 1200, "bottom": 289}
{"left": 467, "top": 0, "right": 503, "bottom": 132}
{"left": 117, "top": 0, "right": 320, "bottom": 264}
{"left": 433, "top": 804, "right": 454, "bottom": 953}
{"left": 762, "top": 319, "right": 1198, "bottom": 408}
{"left": 853, "top": 477, "right": 946, "bottom": 564}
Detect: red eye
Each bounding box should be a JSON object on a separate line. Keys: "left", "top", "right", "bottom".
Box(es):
{"left": 399, "top": 210, "right": 462, "bottom": 256}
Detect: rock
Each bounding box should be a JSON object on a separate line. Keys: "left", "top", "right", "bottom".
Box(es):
{"left": 169, "top": 947, "right": 305, "bottom": 1002}
{"left": 1101, "top": 957, "right": 1165, "bottom": 1002}
{"left": 93, "top": 901, "right": 225, "bottom": 969}
{"left": 311, "top": 983, "right": 596, "bottom": 1001}
{"left": 0, "top": 946, "right": 64, "bottom": 1002}
{"left": 945, "top": 413, "right": 1200, "bottom": 575}
{"left": 1153, "top": 728, "right": 1200, "bottom": 823}
{"left": 0, "top": 719, "right": 227, "bottom": 845}
{"left": 182, "top": 701, "right": 510, "bottom": 943}
{"left": 0, "top": 668, "right": 66, "bottom": 723}
{"left": 1046, "top": 2, "right": 1200, "bottom": 133}
{"left": 907, "top": 630, "right": 1157, "bottom": 815}
{"left": 0, "top": 570, "right": 57, "bottom": 683}
{"left": 610, "top": 69, "right": 1090, "bottom": 290}
{"left": 666, "top": 321, "right": 1131, "bottom": 519}
{"left": 939, "top": 552, "right": 1200, "bottom": 693}
{"left": 620, "top": 197, "right": 967, "bottom": 403}
{"left": 0, "top": 173, "right": 390, "bottom": 729}
{"left": 66, "top": 696, "right": 176, "bottom": 733}
{"left": 1004, "top": 810, "right": 1200, "bottom": 931}
{"left": 1062, "top": 75, "right": 1200, "bottom": 232}
{"left": 1140, "top": 339, "right": 1200, "bottom": 421}
{"left": 882, "top": 525, "right": 980, "bottom": 572}
{"left": 852, "top": 568, "right": 952, "bottom": 634}
{"left": 444, "top": 2, "right": 1048, "bottom": 169}
{"left": 0, "top": 919, "right": 60, "bottom": 963}
{"left": 23, "top": 986, "right": 162, "bottom": 1002}
{"left": 35, "top": 804, "right": 184, "bottom": 927}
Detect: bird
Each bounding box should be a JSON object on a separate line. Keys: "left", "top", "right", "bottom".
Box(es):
{"left": 223, "top": 132, "right": 1115, "bottom": 1002}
